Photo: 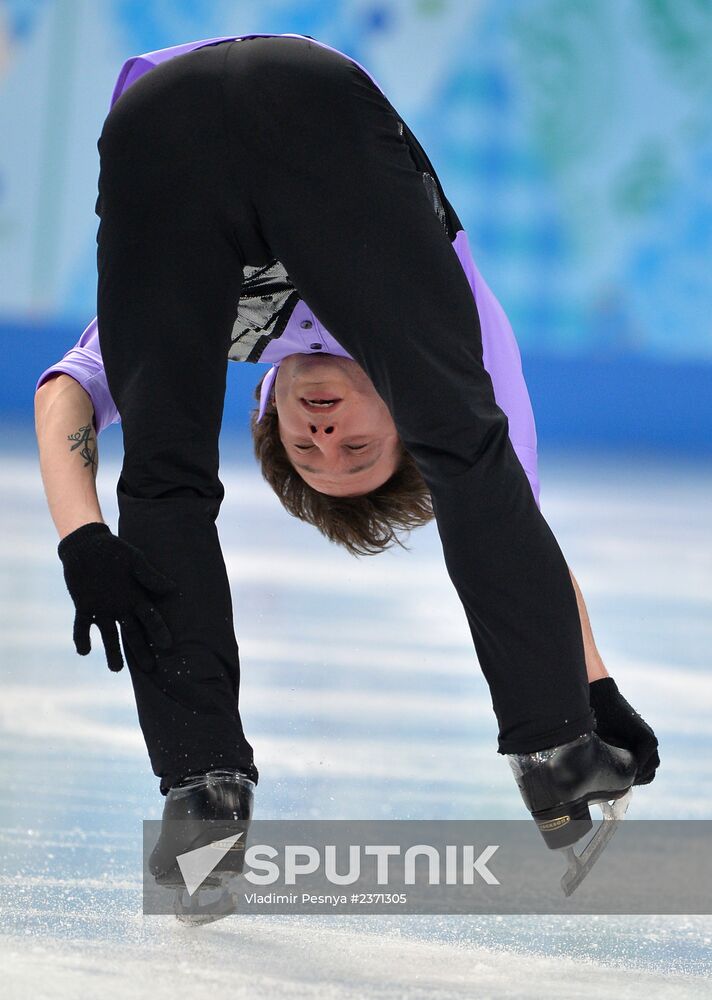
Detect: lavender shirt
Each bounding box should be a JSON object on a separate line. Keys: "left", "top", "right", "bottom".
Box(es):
{"left": 35, "top": 32, "right": 541, "bottom": 507}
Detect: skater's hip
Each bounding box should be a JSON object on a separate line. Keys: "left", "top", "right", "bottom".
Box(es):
{"left": 102, "top": 34, "right": 375, "bottom": 150}
{"left": 96, "top": 33, "right": 405, "bottom": 264}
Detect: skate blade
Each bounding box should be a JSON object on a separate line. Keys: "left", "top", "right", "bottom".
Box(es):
{"left": 173, "top": 883, "right": 238, "bottom": 926}
{"left": 559, "top": 788, "right": 633, "bottom": 897}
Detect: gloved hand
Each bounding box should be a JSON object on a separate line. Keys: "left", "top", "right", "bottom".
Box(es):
{"left": 57, "top": 521, "right": 177, "bottom": 672}
{"left": 589, "top": 677, "right": 660, "bottom": 785}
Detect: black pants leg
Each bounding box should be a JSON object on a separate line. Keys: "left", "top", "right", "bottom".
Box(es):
{"left": 95, "top": 43, "right": 269, "bottom": 792}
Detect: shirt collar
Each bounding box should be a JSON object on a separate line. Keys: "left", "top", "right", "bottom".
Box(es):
{"left": 257, "top": 364, "right": 279, "bottom": 421}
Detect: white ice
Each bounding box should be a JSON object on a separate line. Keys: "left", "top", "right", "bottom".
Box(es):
{"left": 1, "top": 430, "right": 710, "bottom": 998}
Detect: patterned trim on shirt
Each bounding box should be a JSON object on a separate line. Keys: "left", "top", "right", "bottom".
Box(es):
{"left": 228, "top": 259, "right": 301, "bottom": 363}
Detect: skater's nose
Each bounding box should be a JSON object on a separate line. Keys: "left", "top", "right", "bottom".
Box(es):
{"left": 308, "top": 421, "right": 340, "bottom": 451}
{"left": 306, "top": 419, "right": 348, "bottom": 461}
{"left": 304, "top": 405, "right": 341, "bottom": 436}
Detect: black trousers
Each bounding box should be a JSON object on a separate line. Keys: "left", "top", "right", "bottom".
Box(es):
{"left": 95, "top": 36, "right": 593, "bottom": 793}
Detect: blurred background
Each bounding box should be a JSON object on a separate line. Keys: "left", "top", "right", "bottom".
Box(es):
{"left": 2, "top": 0, "right": 711, "bottom": 450}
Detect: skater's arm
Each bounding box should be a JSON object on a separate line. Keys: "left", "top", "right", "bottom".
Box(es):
{"left": 34, "top": 373, "right": 106, "bottom": 540}
{"left": 454, "top": 244, "right": 606, "bottom": 679}
{"left": 34, "top": 317, "right": 120, "bottom": 435}
{"left": 34, "top": 317, "right": 120, "bottom": 539}
{"left": 568, "top": 566, "right": 609, "bottom": 682}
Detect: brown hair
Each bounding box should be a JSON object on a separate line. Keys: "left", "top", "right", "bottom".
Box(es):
{"left": 250, "top": 375, "right": 434, "bottom": 556}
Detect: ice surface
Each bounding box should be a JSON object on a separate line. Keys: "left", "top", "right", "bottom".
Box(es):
{"left": 1, "top": 434, "right": 711, "bottom": 998}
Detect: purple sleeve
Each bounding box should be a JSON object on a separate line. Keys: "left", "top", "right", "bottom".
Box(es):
{"left": 453, "top": 231, "right": 541, "bottom": 508}
{"left": 35, "top": 317, "right": 120, "bottom": 435}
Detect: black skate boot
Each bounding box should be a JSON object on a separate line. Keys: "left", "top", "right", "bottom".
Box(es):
{"left": 149, "top": 769, "right": 255, "bottom": 924}
{"left": 507, "top": 732, "right": 636, "bottom": 895}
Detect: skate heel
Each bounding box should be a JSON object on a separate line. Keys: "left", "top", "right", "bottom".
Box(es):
{"left": 532, "top": 797, "right": 592, "bottom": 849}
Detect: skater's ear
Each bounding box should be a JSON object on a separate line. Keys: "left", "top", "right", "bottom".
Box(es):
{"left": 249, "top": 376, "right": 434, "bottom": 556}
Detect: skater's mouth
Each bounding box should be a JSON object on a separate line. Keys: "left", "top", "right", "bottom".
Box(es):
{"left": 299, "top": 397, "right": 343, "bottom": 414}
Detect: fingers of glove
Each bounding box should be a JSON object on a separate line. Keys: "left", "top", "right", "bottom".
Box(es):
{"left": 131, "top": 552, "right": 177, "bottom": 597}
{"left": 95, "top": 617, "right": 125, "bottom": 673}
{"left": 73, "top": 612, "right": 93, "bottom": 656}
{"left": 634, "top": 768, "right": 656, "bottom": 786}
{"left": 595, "top": 726, "right": 657, "bottom": 776}
{"left": 628, "top": 729, "right": 659, "bottom": 765}
{"left": 595, "top": 725, "right": 658, "bottom": 785}
{"left": 135, "top": 601, "right": 173, "bottom": 651}
{"left": 634, "top": 747, "right": 661, "bottom": 786}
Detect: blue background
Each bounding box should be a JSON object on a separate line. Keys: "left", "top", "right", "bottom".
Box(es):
{"left": 2, "top": 0, "right": 711, "bottom": 450}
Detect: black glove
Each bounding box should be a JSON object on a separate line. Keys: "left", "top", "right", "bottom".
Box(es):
{"left": 589, "top": 677, "right": 660, "bottom": 786}
{"left": 57, "top": 522, "right": 177, "bottom": 673}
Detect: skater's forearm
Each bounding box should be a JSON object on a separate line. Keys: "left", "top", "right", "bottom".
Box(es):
{"left": 568, "top": 567, "right": 609, "bottom": 682}
{"left": 34, "top": 373, "right": 106, "bottom": 541}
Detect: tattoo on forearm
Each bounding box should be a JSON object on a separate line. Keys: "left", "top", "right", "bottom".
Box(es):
{"left": 67, "top": 424, "right": 97, "bottom": 474}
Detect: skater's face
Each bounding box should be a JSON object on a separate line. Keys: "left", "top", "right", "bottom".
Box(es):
{"left": 274, "top": 354, "right": 400, "bottom": 496}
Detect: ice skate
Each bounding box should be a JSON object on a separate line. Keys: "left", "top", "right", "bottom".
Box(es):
{"left": 507, "top": 733, "right": 636, "bottom": 896}
{"left": 149, "top": 769, "right": 255, "bottom": 925}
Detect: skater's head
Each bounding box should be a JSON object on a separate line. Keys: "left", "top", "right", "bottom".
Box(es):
{"left": 250, "top": 354, "right": 434, "bottom": 555}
